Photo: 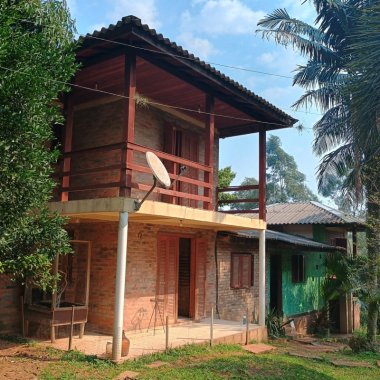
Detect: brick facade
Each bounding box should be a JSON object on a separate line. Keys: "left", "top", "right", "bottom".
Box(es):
{"left": 0, "top": 275, "right": 21, "bottom": 334}
{"left": 216, "top": 235, "right": 261, "bottom": 323}
{"left": 70, "top": 221, "right": 216, "bottom": 334}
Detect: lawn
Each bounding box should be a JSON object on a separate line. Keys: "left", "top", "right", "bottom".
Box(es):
{"left": 1, "top": 336, "right": 379, "bottom": 379}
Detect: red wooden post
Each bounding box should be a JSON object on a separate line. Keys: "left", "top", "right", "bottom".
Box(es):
{"left": 204, "top": 94, "right": 214, "bottom": 210}
{"left": 120, "top": 50, "right": 136, "bottom": 197}
{"left": 61, "top": 93, "right": 74, "bottom": 202}
{"left": 259, "top": 130, "right": 266, "bottom": 221}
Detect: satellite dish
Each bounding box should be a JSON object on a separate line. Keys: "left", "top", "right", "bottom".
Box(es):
{"left": 146, "top": 151, "right": 171, "bottom": 188}
{"left": 134, "top": 151, "right": 173, "bottom": 211}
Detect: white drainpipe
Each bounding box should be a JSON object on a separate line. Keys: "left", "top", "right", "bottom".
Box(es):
{"left": 112, "top": 212, "right": 129, "bottom": 361}
{"left": 259, "top": 229, "right": 266, "bottom": 327}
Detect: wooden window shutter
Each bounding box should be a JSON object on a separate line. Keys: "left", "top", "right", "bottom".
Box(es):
{"left": 230, "top": 254, "right": 240, "bottom": 288}
{"left": 240, "top": 255, "right": 251, "bottom": 288}
{"left": 231, "top": 253, "right": 253, "bottom": 289}
{"left": 194, "top": 239, "right": 207, "bottom": 320}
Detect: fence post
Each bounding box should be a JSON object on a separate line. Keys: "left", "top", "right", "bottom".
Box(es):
{"left": 68, "top": 306, "right": 75, "bottom": 350}
{"left": 246, "top": 307, "right": 249, "bottom": 345}
{"left": 165, "top": 316, "right": 169, "bottom": 352}
{"left": 210, "top": 305, "right": 214, "bottom": 347}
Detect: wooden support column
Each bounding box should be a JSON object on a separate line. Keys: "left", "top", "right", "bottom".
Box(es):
{"left": 61, "top": 93, "right": 74, "bottom": 202}
{"left": 204, "top": 94, "right": 215, "bottom": 210}
{"left": 259, "top": 130, "right": 266, "bottom": 221}
{"left": 120, "top": 50, "right": 136, "bottom": 197}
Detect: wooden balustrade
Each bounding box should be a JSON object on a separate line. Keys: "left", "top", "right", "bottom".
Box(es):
{"left": 55, "top": 141, "right": 213, "bottom": 208}
{"left": 217, "top": 184, "right": 260, "bottom": 214}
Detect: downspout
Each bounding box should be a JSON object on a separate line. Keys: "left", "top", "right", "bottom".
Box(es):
{"left": 214, "top": 232, "right": 220, "bottom": 318}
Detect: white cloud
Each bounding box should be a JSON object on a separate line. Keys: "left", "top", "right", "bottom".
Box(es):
{"left": 108, "top": 0, "right": 161, "bottom": 29}
{"left": 177, "top": 33, "right": 218, "bottom": 60}
{"left": 181, "top": 0, "right": 265, "bottom": 36}
{"left": 89, "top": 22, "right": 108, "bottom": 33}
{"left": 257, "top": 52, "right": 275, "bottom": 64}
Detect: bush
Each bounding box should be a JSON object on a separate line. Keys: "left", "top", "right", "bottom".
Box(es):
{"left": 348, "top": 330, "right": 376, "bottom": 353}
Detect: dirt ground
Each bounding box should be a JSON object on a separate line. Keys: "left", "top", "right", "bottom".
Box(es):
{"left": 0, "top": 339, "right": 55, "bottom": 380}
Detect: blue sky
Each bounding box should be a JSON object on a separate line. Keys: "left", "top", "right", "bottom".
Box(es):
{"left": 67, "top": 0, "right": 323, "bottom": 195}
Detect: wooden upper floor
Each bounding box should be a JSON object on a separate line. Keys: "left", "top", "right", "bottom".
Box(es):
{"left": 54, "top": 16, "right": 296, "bottom": 220}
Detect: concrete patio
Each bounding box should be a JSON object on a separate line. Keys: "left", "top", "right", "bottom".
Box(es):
{"left": 44, "top": 318, "right": 267, "bottom": 360}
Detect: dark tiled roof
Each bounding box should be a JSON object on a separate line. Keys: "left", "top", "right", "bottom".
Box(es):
{"left": 266, "top": 201, "right": 365, "bottom": 226}
{"left": 79, "top": 16, "right": 296, "bottom": 126}
{"left": 230, "top": 229, "right": 340, "bottom": 251}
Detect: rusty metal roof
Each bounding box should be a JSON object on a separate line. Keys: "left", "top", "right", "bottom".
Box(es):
{"left": 230, "top": 229, "right": 340, "bottom": 251}
{"left": 78, "top": 16, "right": 296, "bottom": 131}
{"left": 266, "top": 201, "right": 365, "bottom": 226}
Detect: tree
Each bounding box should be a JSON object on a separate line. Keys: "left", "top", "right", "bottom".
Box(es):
{"left": 0, "top": 1, "right": 77, "bottom": 289}
{"left": 258, "top": 0, "right": 380, "bottom": 342}
{"left": 218, "top": 166, "right": 237, "bottom": 206}
{"left": 266, "top": 135, "right": 318, "bottom": 204}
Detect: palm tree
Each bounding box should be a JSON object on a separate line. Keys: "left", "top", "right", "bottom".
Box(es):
{"left": 257, "top": 0, "right": 379, "bottom": 342}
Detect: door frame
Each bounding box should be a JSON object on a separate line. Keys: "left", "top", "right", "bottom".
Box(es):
{"left": 157, "top": 233, "right": 197, "bottom": 321}
{"left": 270, "top": 254, "right": 283, "bottom": 313}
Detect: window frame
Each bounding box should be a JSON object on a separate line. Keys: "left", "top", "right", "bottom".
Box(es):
{"left": 292, "top": 254, "right": 306, "bottom": 283}
{"left": 230, "top": 252, "right": 254, "bottom": 289}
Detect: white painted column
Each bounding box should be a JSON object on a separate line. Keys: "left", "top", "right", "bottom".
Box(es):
{"left": 112, "top": 212, "right": 129, "bottom": 361}
{"left": 258, "top": 229, "right": 266, "bottom": 327}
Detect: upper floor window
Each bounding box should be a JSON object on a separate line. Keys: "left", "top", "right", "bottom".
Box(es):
{"left": 230, "top": 253, "right": 253, "bottom": 289}
{"left": 292, "top": 254, "right": 305, "bottom": 283}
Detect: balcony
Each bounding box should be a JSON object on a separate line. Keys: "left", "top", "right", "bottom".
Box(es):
{"left": 55, "top": 141, "right": 213, "bottom": 210}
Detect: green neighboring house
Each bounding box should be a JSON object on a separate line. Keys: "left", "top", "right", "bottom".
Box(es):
{"left": 266, "top": 201, "right": 364, "bottom": 334}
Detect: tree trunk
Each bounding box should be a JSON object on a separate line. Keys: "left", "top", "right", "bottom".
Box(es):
{"left": 365, "top": 157, "right": 380, "bottom": 343}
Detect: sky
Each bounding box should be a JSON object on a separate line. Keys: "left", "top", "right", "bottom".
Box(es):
{"left": 66, "top": 0, "right": 323, "bottom": 195}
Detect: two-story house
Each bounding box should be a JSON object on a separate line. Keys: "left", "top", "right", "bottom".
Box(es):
{"left": 0, "top": 16, "right": 296, "bottom": 360}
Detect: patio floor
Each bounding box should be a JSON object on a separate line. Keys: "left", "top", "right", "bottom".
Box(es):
{"left": 44, "top": 318, "right": 266, "bottom": 360}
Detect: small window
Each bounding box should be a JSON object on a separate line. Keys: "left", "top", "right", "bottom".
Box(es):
{"left": 292, "top": 255, "right": 305, "bottom": 283}
{"left": 230, "top": 253, "right": 253, "bottom": 289}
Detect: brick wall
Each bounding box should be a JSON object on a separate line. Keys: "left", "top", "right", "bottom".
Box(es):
{"left": 0, "top": 275, "right": 20, "bottom": 334}
{"left": 216, "top": 235, "right": 260, "bottom": 323}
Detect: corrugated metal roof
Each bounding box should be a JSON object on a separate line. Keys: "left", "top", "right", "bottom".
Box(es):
{"left": 78, "top": 16, "right": 296, "bottom": 127}
{"left": 266, "top": 201, "right": 365, "bottom": 226}
{"left": 230, "top": 229, "right": 340, "bottom": 251}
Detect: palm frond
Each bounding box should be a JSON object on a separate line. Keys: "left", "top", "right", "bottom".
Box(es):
{"left": 257, "top": 8, "right": 325, "bottom": 43}
{"left": 293, "top": 61, "right": 347, "bottom": 90}
{"left": 317, "top": 143, "right": 356, "bottom": 191}
{"left": 292, "top": 84, "right": 342, "bottom": 111}
{"left": 313, "top": 104, "right": 351, "bottom": 155}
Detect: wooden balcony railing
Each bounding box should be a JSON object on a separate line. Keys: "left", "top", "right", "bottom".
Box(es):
{"left": 217, "top": 184, "right": 264, "bottom": 217}
{"left": 55, "top": 141, "right": 213, "bottom": 209}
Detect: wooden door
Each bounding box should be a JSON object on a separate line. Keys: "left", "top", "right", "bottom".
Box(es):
{"left": 163, "top": 125, "right": 199, "bottom": 207}
{"left": 156, "top": 235, "right": 179, "bottom": 323}
{"left": 194, "top": 238, "right": 207, "bottom": 321}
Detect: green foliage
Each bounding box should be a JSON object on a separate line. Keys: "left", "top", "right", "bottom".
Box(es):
{"left": 217, "top": 166, "right": 237, "bottom": 206}
{"left": 0, "top": 1, "right": 77, "bottom": 289}
{"left": 266, "top": 135, "right": 318, "bottom": 204}
{"left": 266, "top": 308, "right": 285, "bottom": 338}
{"left": 231, "top": 176, "right": 259, "bottom": 210}
{"left": 348, "top": 330, "right": 376, "bottom": 353}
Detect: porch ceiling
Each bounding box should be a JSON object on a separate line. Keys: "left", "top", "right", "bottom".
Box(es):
{"left": 48, "top": 197, "right": 265, "bottom": 231}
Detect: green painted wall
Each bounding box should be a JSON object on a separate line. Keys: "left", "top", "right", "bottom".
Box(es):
{"left": 281, "top": 249, "right": 326, "bottom": 317}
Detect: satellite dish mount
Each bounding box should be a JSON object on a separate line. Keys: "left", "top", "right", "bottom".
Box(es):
{"left": 134, "top": 152, "right": 186, "bottom": 211}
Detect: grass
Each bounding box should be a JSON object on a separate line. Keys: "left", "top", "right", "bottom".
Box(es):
{"left": 38, "top": 342, "right": 380, "bottom": 380}
{"left": 2, "top": 334, "right": 379, "bottom": 379}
